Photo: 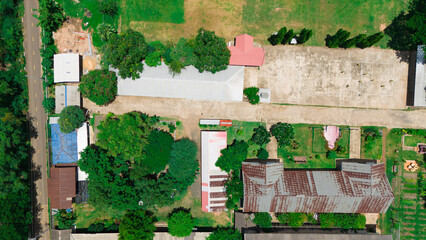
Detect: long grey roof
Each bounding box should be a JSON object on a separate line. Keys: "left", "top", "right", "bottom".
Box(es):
{"left": 414, "top": 45, "right": 426, "bottom": 107}
{"left": 116, "top": 63, "right": 244, "bottom": 102}
{"left": 242, "top": 161, "right": 394, "bottom": 213}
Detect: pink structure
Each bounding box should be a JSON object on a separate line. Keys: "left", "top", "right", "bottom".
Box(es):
{"left": 201, "top": 131, "right": 228, "bottom": 212}
{"left": 323, "top": 126, "right": 340, "bottom": 149}
{"left": 228, "top": 34, "right": 265, "bottom": 66}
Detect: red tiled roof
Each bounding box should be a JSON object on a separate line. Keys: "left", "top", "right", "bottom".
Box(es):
{"left": 242, "top": 161, "right": 394, "bottom": 213}
{"left": 228, "top": 34, "right": 265, "bottom": 66}
{"left": 48, "top": 165, "right": 76, "bottom": 209}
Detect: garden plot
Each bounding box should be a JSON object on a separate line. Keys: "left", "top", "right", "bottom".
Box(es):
{"left": 258, "top": 45, "right": 408, "bottom": 109}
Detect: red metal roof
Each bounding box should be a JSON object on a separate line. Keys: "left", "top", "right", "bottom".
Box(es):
{"left": 228, "top": 34, "right": 265, "bottom": 66}
{"left": 48, "top": 165, "right": 77, "bottom": 209}
{"left": 242, "top": 161, "right": 394, "bottom": 213}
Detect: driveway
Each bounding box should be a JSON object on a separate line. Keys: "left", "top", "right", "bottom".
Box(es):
{"left": 84, "top": 96, "right": 426, "bottom": 129}
{"left": 23, "top": 0, "right": 50, "bottom": 239}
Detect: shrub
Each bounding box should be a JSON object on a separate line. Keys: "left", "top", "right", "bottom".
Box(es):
{"left": 252, "top": 212, "right": 272, "bottom": 228}
{"left": 193, "top": 28, "right": 230, "bottom": 73}
{"left": 88, "top": 221, "right": 105, "bottom": 232}
{"left": 79, "top": 69, "right": 117, "bottom": 106}
{"left": 119, "top": 210, "right": 157, "bottom": 240}
{"left": 168, "top": 123, "right": 177, "bottom": 133}
{"left": 325, "top": 29, "right": 351, "bottom": 48}
{"left": 251, "top": 126, "right": 271, "bottom": 145}
{"left": 281, "top": 29, "right": 295, "bottom": 45}
{"left": 357, "top": 32, "right": 385, "bottom": 48}
{"left": 208, "top": 226, "right": 242, "bottom": 240}
{"left": 319, "top": 213, "right": 335, "bottom": 228}
{"left": 326, "top": 150, "right": 337, "bottom": 159}
{"left": 268, "top": 27, "right": 287, "bottom": 45}
{"left": 58, "top": 106, "right": 85, "bottom": 133}
{"left": 270, "top": 122, "right": 295, "bottom": 147}
{"left": 340, "top": 34, "right": 366, "bottom": 48}
{"left": 42, "top": 97, "right": 55, "bottom": 114}
{"left": 55, "top": 209, "right": 77, "bottom": 229}
{"left": 168, "top": 209, "right": 194, "bottom": 237}
{"left": 257, "top": 148, "right": 269, "bottom": 159}
{"left": 216, "top": 140, "right": 249, "bottom": 173}
{"left": 276, "top": 213, "right": 307, "bottom": 228}
{"left": 243, "top": 87, "right": 260, "bottom": 104}
{"left": 297, "top": 28, "right": 313, "bottom": 44}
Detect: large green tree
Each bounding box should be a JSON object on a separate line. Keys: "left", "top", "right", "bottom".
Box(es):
{"left": 252, "top": 212, "right": 272, "bottom": 228}
{"left": 325, "top": 29, "right": 351, "bottom": 48}
{"left": 58, "top": 105, "right": 85, "bottom": 133}
{"left": 168, "top": 209, "right": 194, "bottom": 237}
{"left": 79, "top": 69, "right": 117, "bottom": 105}
{"left": 270, "top": 122, "right": 295, "bottom": 147}
{"left": 140, "top": 129, "right": 174, "bottom": 174}
{"left": 208, "top": 226, "right": 242, "bottom": 240}
{"left": 193, "top": 28, "right": 230, "bottom": 73}
{"left": 216, "top": 140, "right": 249, "bottom": 173}
{"left": 101, "top": 29, "right": 148, "bottom": 79}
{"left": 224, "top": 172, "right": 243, "bottom": 210}
{"left": 96, "top": 112, "right": 152, "bottom": 161}
{"left": 119, "top": 210, "right": 157, "bottom": 240}
{"left": 168, "top": 138, "right": 199, "bottom": 181}
{"left": 251, "top": 125, "right": 271, "bottom": 146}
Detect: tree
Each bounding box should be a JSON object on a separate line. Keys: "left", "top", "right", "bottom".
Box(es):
{"left": 79, "top": 69, "right": 117, "bottom": 105}
{"left": 168, "top": 208, "right": 194, "bottom": 237}
{"left": 101, "top": 29, "right": 148, "bottom": 79}
{"left": 224, "top": 172, "right": 243, "bottom": 210}
{"left": 97, "top": 23, "right": 117, "bottom": 42}
{"left": 193, "top": 28, "right": 230, "bottom": 73}
{"left": 140, "top": 129, "right": 174, "bottom": 174}
{"left": 145, "top": 41, "right": 166, "bottom": 67}
{"left": 169, "top": 138, "right": 199, "bottom": 181}
{"left": 340, "top": 34, "right": 366, "bottom": 48}
{"left": 326, "top": 150, "right": 337, "bottom": 159}
{"left": 243, "top": 87, "right": 260, "bottom": 105}
{"left": 270, "top": 122, "right": 295, "bottom": 147}
{"left": 169, "top": 38, "right": 197, "bottom": 67}
{"left": 257, "top": 148, "right": 269, "bottom": 159}
{"left": 42, "top": 97, "right": 55, "bottom": 114}
{"left": 58, "top": 106, "right": 85, "bottom": 133}
{"left": 281, "top": 29, "right": 295, "bottom": 45}
{"left": 251, "top": 126, "right": 271, "bottom": 145}
{"left": 325, "top": 29, "right": 351, "bottom": 48}
{"left": 99, "top": 0, "right": 118, "bottom": 16}
{"left": 208, "top": 226, "right": 242, "bottom": 240}
{"left": 357, "top": 32, "right": 385, "bottom": 48}
{"left": 297, "top": 28, "right": 313, "bottom": 44}
{"left": 37, "top": 0, "right": 66, "bottom": 33}
{"left": 277, "top": 213, "right": 307, "bottom": 228}
{"left": 96, "top": 112, "right": 153, "bottom": 161}
{"left": 268, "top": 27, "right": 287, "bottom": 45}
{"left": 119, "top": 210, "right": 157, "bottom": 240}
{"left": 55, "top": 209, "right": 77, "bottom": 229}
{"left": 216, "top": 140, "right": 249, "bottom": 173}
{"left": 252, "top": 212, "right": 272, "bottom": 228}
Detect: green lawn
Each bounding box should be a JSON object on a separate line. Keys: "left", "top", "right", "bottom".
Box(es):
{"left": 361, "top": 127, "right": 383, "bottom": 159}
{"left": 120, "top": 0, "right": 184, "bottom": 27}
{"left": 73, "top": 203, "right": 125, "bottom": 228}
{"left": 405, "top": 135, "right": 426, "bottom": 147}
{"left": 278, "top": 124, "right": 340, "bottom": 169}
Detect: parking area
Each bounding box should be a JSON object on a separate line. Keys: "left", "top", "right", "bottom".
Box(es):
{"left": 254, "top": 46, "right": 409, "bottom": 109}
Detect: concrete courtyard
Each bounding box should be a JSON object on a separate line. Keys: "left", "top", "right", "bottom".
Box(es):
{"left": 249, "top": 46, "right": 409, "bottom": 109}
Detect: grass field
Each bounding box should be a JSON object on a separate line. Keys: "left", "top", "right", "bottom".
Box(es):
{"left": 361, "top": 127, "right": 383, "bottom": 160}
{"left": 405, "top": 135, "right": 426, "bottom": 147}
{"left": 121, "top": 0, "right": 407, "bottom": 48}
{"left": 277, "top": 124, "right": 349, "bottom": 169}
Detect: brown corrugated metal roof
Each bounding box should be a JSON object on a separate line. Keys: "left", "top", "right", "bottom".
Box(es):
{"left": 242, "top": 161, "right": 394, "bottom": 213}
{"left": 48, "top": 165, "right": 77, "bottom": 209}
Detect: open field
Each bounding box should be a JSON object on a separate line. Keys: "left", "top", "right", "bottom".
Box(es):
{"left": 121, "top": 0, "right": 407, "bottom": 48}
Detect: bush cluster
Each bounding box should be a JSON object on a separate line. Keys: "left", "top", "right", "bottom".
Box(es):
{"left": 268, "top": 27, "right": 313, "bottom": 45}
{"left": 319, "top": 213, "right": 366, "bottom": 229}
{"left": 325, "top": 29, "right": 385, "bottom": 49}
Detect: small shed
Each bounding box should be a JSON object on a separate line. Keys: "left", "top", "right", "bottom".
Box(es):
{"left": 48, "top": 164, "right": 77, "bottom": 209}
{"left": 293, "top": 156, "right": 307, "bottom": 163}
{"left": 54, "top": 53, "right": 80, "bottom": 83}
{"left": 228, "top": 34, "right": 265, "bottom": 67}
{"left": 55, "top": 85, "right": 81, "bottom": 113}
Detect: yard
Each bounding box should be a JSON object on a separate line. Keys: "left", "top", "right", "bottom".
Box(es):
{"left": 119, "top": 0, "right": 407, "bottom": 48}
{"left": 378, "top": 129, "right": 426, "bottom": 240}
{"left": 360, "top": 127, "right": 384, "bottom": 160}
{"left": 278, "top": 124, "right": 350, "bottom": 169}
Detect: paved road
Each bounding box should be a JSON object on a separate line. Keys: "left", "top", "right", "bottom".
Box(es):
{"left": 84, "top": 96, "right": 426, "bottom": 130}
{"left": 23, "top": 0, "right": 50, "bottom": 239}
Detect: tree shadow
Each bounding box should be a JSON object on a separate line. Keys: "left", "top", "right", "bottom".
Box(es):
{"left": 29, "top": 148, "right": 44, "bottom": 239}
{"left": 27, "top": 115, "right": 39, "bottom": 139}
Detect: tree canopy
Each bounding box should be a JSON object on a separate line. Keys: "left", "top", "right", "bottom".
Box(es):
{"left": 270, "top": 122, "right": 295, "bottom": 147}
{"left": 119, "top": 210, "right": 157, "bottom": 240}
{"left": 168, "top": 138, "right": 199, "bottom": 181}
{"left": 193, "top": 28, "right": 230, "bottom": 73}
{"left": 252, "top": 212, "right": 272, "bottom": 228}
{"left": 216, "top": 140, "right": 249, "bottom": 173}
{"left": 79, "top": 69, "right": 117, "bottom": 105}
{"left": 96, "top": 112, "right": 153, "bottom": 161}
{"left": 55, "top": 209, "right": 77, "bottom": 229}
{"left": 243, "top": 87, "right": 260, "bottom": 105}
{"left": 251, "top": 125, "right": 271, "bottom": 146}
{"left": 207, "top": 226, "right": 242, "bottom": 240}
{"left": 101, "top": 29, "right": 148, "bottom": 79}
{"left": 168, "top": 209, "right": 194, "bottom": 237}
{"left": 98, "top": 0, "right": 118, "bottom": 16}
{"left": 58, "top": 105, "right": 85, "bottom": 133}
{"left": 140, "top": 129, "right": 174, "bottom": 174}
{"left": 224, "top": 172, "right": 243, "bottom": 210}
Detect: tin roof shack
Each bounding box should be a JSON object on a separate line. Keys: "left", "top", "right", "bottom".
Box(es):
{"left": 48, "top": 164, "right": 77, "bottom": 209}
{"left": 54, "top": 53, "right": 80, "bottom": 83}
{"left": 242, "top": 160, "right": 394, "bottom": 213}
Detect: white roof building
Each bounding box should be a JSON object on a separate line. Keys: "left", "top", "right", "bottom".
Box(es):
{"left": 77, "top": 123, "right": 89, "bottom": 181}
{"left": 414, "top": 45, "right": 426, "bottom": 107}
{"left": 201, "top": 131, "right": 228, "bottom": 212}
{"left": 117, "top": 63, "right": 244, "bottom": 102}
{"left": 55, "top": 85, "right": 81, "bottom": 113}
{"left": 54, "top": 53, "right": 80, "bottom": 83}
